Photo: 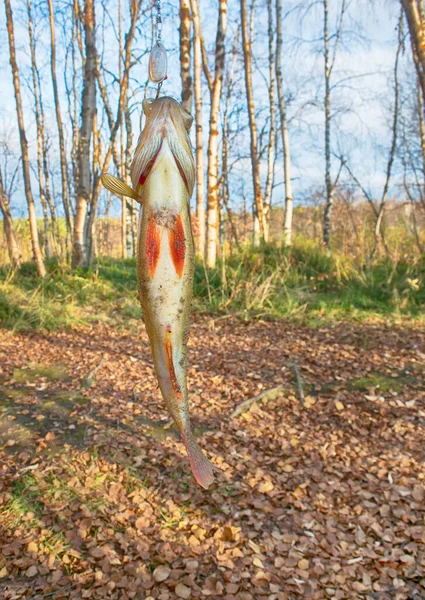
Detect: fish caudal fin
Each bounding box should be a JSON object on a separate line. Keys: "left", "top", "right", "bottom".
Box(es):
{"left": 100, "top": 173, "right": 140, "bottom": 202}
{"left": 182, "top": 432, "right": 214, "bottom": 489}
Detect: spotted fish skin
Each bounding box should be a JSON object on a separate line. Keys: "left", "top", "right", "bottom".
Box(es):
{"left": 131, "top": 97, "right": 214, "bottom": 489}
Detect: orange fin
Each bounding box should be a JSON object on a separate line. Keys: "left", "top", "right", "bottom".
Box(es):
{"left": 146, "top": 213, "right": 161, "bottom": 278}
{"left": 168, "top": 215, "right": 186, "bottom": 278}
{"left": 100, "top": 173, "right": 140, "bottom": 202}
{"left": 182, "top": 431, "right": 214, "bottom": 489}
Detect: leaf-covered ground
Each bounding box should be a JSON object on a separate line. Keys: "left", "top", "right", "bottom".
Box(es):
{"left": 0, "top": 317, "right": 424, "bottom": 600}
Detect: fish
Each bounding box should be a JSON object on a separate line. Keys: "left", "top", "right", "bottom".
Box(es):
{"left": 101, "top": 96, "right": 214, "bottom": 489}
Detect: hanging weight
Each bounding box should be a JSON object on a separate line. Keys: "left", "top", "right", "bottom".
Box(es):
{"left": 149, "top": 42, "right": 167, "bottom": 84}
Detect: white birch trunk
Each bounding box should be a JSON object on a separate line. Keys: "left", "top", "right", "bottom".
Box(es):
{"left": 72, "top": 0, "right": 96, "bottom": 268}
{"left": 190, "top": 0, "right": 206, "bottom": 258}
{"left": 275, "top": 0, "right": 294, "bottom": 247}
{"left": 5, "top": 0, "right": 45, "bottom": 277}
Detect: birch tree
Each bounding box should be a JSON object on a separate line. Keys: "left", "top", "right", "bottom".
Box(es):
{"left": 119, "top": 0, "right": 126, "bottom": 259}
{"left": 240, "top": 0, "right": 267, "bottom": 243}
{"left": 48, "top": 0, "right": 71, "bottom": 232}
{"left": 4, "top": 0, "right": 46, "bottom": 277}
{"left": 190, "top": 0, "right": 206, "bottom": 258}
{"left": 180, "top": 0, "right": 193, "bottom": 113}
{"left": 402, "top": 0, "right": 425, "bottom": 104}
{"left": 275, "top": 0, "right": 294, "bottom": 246}
{"left": 72, "top": 0, "right": 96, "bottom": 268}
{"left": 199, "top": 0, "right": 228, "bottom": 268}
{"left": 0, "top": 168, "right": 20, "bottom": 268}
{"left": 27, "top": 0, "right": 53, "bottom": 258}
{"left": 264, "top": 0, "right": 276, "bottom": 230}
{"left": 221, "top": 29, "right": 241, "bottom": 250}
{"left": 322, "top": 0, "right": 347, "bottom": 249}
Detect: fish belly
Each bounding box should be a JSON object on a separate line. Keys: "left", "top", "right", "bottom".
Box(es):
{"left": 137, "top": 142, "right": 193, "bottom": 427}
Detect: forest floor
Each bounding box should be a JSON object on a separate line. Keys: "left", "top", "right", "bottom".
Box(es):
{"left": 0, "top": 316, "right": 425, "bottom": 600}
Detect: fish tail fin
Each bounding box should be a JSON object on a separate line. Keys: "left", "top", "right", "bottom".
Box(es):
{"left": 181, "top": 431, "right": 214, "bottom": 489}
{"left": 100, "top": 173, "right": 140, "bottom": 202}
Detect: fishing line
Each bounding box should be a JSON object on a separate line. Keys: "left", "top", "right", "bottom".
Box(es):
{"left": 155, "top": 0, "right": 162, "bottom": 44}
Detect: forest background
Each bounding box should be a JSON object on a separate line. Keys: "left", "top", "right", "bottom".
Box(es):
{"left": 0, "top": 0, "right": 425, "bottom": 324}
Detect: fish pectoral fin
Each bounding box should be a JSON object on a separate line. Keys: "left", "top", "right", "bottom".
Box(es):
{"left": 168, "top": 134, "right": 195, "bottom": 197}
{"left": 131, "top": 133, "right": 163, "bottom": 188}
{"left": 100, "top": 173, "right": 140, "bottom": 203}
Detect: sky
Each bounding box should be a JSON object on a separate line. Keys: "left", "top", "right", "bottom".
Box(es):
{"left": 0, "top": 0, "right": 412, "bottom": 218}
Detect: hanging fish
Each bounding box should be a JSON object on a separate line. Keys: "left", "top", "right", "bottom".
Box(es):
{"left": 101, "top": 97, "right": 214, "bottom": 489}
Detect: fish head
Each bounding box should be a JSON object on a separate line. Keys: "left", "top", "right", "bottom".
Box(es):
{"left": 131, "top": 96, "right": 195, "bottom": 196}
{"left": 142, "top": 96, "right": 193, "bottom": 132}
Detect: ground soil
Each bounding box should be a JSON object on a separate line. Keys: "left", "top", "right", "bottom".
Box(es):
{"left": 0, "top": 317, "right": 424, "bottom": 599}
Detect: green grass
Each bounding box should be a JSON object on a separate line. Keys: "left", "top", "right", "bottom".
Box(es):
{"left": 4, "top": 473, "right": 44, "bottom": 524}
{"left": 13, "top": 364, "right": 68, "bottom": 383}
{"left": 194, "top": 242, "right": 425, "bottom": 323}
{"left": 0, "top": 241, "right": 424, "bottom": 331}
{"left": 346, "top": 371, "right": 417, "bottom": 393}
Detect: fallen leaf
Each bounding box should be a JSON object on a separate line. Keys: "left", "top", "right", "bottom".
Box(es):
{"left": 153, "top": 565, "right": 171, "bottom": 582}
{"left": 27, "top": 541, "right": 38, "bottom": 553}
{"left": 413, "top": 485, "right": 425, "bottom": 502}
{"left": 175, "top": 583, "right": 191, "bottom": 599}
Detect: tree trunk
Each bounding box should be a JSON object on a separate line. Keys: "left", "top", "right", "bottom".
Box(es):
{"left": 37, "top": 61, "right": 59, "bottom": 256}
{"left": 322, "top": 0, "right": 333, "bottom": 248}
{"left": 205, "top": 0, "right": 228, "bottom": 268}
{"left": 85, "top": 111, "right": 101, "bottom": 264}
{"left": 117, "top": 0, "right": 134, "bottom": 259}
{"left": 47, "top": 0, "right": 71, "bottom": 233}
{"left": 118, "top": 0, "right": 127, "bottom": 259}
{"left": 221, "top": 29, "right": 240, "bottom": 251}
{"left": 275, "top": 0, "right": 294, "bottom": 247}
{"left": 264, "top": 0, "right": 276, "bottom": 240}
{"left": 322, "top": 0, "right": 347, "bottom": 248}
{"left": 180, "top": 0, "right": 193, "bottom": 113}
{"left": 402, "top": 0, "right": 425, "bottom": 104}
{"left": 190, "top": 0, "right": 206, "bottom": 258}
{"left": 240, "top": 0, "right": 266, "bottom": 243}
{"left": 27, "top": 0, "right": 53, "bottom": 259}
{"left": 417, "top": 76, "right": 425, "bottom": 181}
{"left": 4, "top": 0, "right": 45, "bottom": 277}
{"left": 124, "top": 99, "right": 137, "bottom": 255}
{"left": 72, "top": 0, "right": 96, "bottom": 268}
{"left": 0, "top": 171, "right": 21, "bottom": 267}
{"left": 70, "top": 0, "right": 80, "bottom": 213}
